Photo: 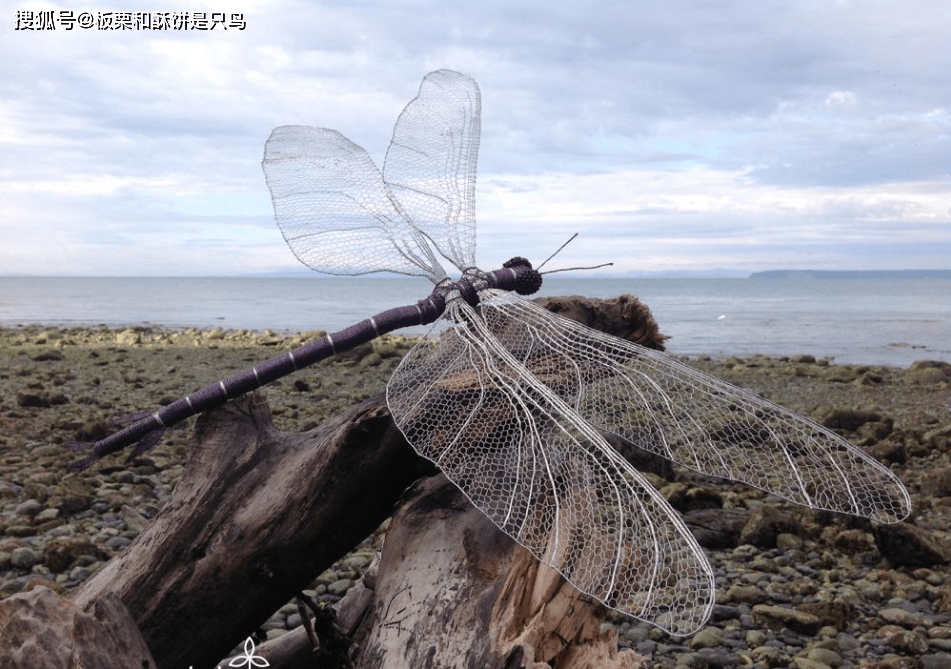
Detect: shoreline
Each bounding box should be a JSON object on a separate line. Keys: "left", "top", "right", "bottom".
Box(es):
{"left": 1, "top": 321, "right": 946, "bottom": 369}
{"left": 2, "top": 325, "right": 950, "bottom": 666}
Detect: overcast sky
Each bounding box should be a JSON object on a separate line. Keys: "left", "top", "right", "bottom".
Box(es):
{"left": 3, "top": 0, "right": 949, "bottom": 277}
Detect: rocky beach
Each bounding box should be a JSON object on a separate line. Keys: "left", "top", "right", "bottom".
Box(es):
{"left": 1, "top": 323, "right": 950, "bottom": 668}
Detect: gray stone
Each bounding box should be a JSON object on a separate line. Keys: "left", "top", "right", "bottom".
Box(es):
{"left": 752, "top": 604, "right": 822, "bottom": 635}
{"left": 776, "top": 532, "right": 804, "bottom": 550}
{"left": 14, "top": 499, "right": 43, "bottom": 517}
{"left": 792, "top": 658, "right": 831, "bottom": 669}
{"left": 328, "top": 578, "right": 354, "bottom": 595}
{"left": 725, "top": 584, "right": 768, "bottom": 605}
{"left": 104, "top": 536, "right": 132, "bottom": 550}
{"left": 0, "top": 586, "right": 156, "bottom": 669}
{"left": 920, "top": 466, "right": 951, "bottom": 498}
{"left": 907, "top": 360, "right": 951, "bottom": 384}
{"left": 879, "top": 607, "right": 923, "bottom": 627}
{"left": 921, "top": 654, "right": 951, "bottom": 669}
{"left": 797, "top": 601, "right": 851, "bottom": 632}
{"left": 684, "top": 507, "right": 748, "bottom": 549}
{"left": 745, "top": 630, "right": 767, "bottom": 647}
{"left": 881, "top": 626, "right": 929, "bottom": 654}
{"left": 806, "top": 647, "right": 843, "bottom": 667}
{"left": 873, "top": 522, "right": 950, "bottom": 568}
{"left": 739, "top": 505, "right": 798, "bottom": 549}
{"left": 750, "top": 646, "right": 788, "bottom": 666}
{"left": 121, "top": 505, "right": 150, "bottom": 532}
{"left": 687, "top": 626, "right": 723, "bottom": 649}
{"left": 115, "top": 329, "right": 141, "bottom": 346}
{"left": 30, "top": 349, "right": 64, "bottom": 361}
{"left": 35, "top": 507, "right": 60, "bottom": 522}
{"left": 10, "top": 547, "right": 40, "bottom": 569}
{"left": 836, "top": 632, "right": 861, "bottom": 652}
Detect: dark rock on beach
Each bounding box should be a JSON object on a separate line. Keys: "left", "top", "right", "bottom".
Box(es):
{"left": 873, "top": 522, "right": 951, "bottom": 568}
{"left": 0, "top": 586, "right": 156, "bottom": 668}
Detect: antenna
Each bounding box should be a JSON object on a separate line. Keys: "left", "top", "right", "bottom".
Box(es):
{"left": 541, "top": 262, "right": 613, "bottom": 276}
{"left": 537, "top": 233, "right": 613, "bottom": 275}
{"left": 536, "top": 233, "right": 578, "bottom": 270}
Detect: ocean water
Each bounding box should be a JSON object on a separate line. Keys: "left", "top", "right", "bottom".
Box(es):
{"left": 1, "top": 276, "right": 949, "bottom": 368}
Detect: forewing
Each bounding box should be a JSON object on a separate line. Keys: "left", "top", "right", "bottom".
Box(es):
{"left": 386, "top": 301, "right": 715, "bottom": 635}
{"left": 477, "top": 293, "right": 912, "bottom": 524}
{"left": 263, "top": 125, "right": 445, "bottom": 281}
{"left": 383, "top": 69, "right": 479, "bottom": 271}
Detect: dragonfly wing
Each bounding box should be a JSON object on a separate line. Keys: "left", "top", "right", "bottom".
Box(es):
{"left": 263, "top": 125, "right": 446, "bottom": 281}
{"left": 386, "top": 302, "right": 715, "bottom": 635}
{"left": 383, "top": 69, "right": 479, "bottom": 272}
{"left": 476, "top": 292, "right": 912, "bottom": 524}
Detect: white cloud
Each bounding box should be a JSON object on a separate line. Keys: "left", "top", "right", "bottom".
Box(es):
{"left": 825, "top": 90, "right": 857, "bottom": 108}
{"left": 1, "top": 0, "right": 948, "bottom": 275}
{"left": 474, "top": 168, "right": 950, "bottom": 272}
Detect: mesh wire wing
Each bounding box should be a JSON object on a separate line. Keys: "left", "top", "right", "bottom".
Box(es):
{"left": 262, "top": 126, "right": 444, "bottom": 280}
{"left": 262, "top": 69, "right": 481, "bottom": 281}
{"left": 388, "top": 288, "right": 912, "bottom": 634}
{"left": 262, "top": 69, "right": 912, "bottom": 636}
{"left": 387, "top": 296, "right": 716, "bottom": 635}
{"left": 383, "top": 69, "right": 479, "bottom": 271}
{"left": 475, "top": 294, "right": 912, "bottom": 523}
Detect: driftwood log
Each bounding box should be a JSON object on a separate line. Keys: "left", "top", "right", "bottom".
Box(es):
{"left": 72, "top": 391, "right": 430, "bottom": 669}
{"left": 70, "top": 295, "right": 665, "bottom": 669}
{"left": 346, "top": 475, "right": 646, "bottom": 669}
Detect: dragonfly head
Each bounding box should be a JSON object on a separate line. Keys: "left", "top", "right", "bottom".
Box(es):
{"left": 503, "top": 257, "right": 543, "bottom": 296}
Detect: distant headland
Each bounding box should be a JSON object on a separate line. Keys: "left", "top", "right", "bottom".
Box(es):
{"left": 749, "top": 269, "right": 951, "bottom": 280}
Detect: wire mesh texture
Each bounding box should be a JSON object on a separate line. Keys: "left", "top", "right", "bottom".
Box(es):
{"left": 259, "top": 69, "right": 911, "bottom": 635}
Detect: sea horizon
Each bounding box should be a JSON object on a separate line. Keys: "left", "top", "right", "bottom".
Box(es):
{"left": 3, "top": 268, "right": 949, "bottom": 280}
{"left": 1, "top": 274, "right": 949, "bottom": 368}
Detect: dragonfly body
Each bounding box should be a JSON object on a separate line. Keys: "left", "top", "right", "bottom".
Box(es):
{"left": 67, "top": 70, "right": 911, "bottom": 636}
{"left": 69, "top": 261, "right": 541, "bottom": 470}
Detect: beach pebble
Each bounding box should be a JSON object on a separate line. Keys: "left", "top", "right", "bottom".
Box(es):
{"left": 14, "top": 500, "right": 43, "bottom": 517}
{"left": 31, "top": 348, "right": 66, "bottom": 361}
{"left": 116, "top": 329, "right": 141, "bottom": 346}
{"left": 752, "top": 605, "right": 822, "bottom": 635}
{"left": 805, "top": 647, "right": 843, "bottom": 667}
{"left": 920, "top": 466, "right": 951, "bottom": 497}
{"left": 906, "top": 360, "right": 951, "bottom": 385}
{"left": 739, "top": 506, "right": 797, "bottom": 548}
{"left": 920, "top": 655, "right": 951, "bottom": 669}
{"left": 791, "top": 658, "right": 831, "bottom": 669}
{"left": 687, "top": 627, "right": 722, "bottom": 649}
{"left": 749, "top": 645, "right": 788, "bottom": 666}
{"left": 34, "top": 508, "right": 60, "bottom": 523}
{"left": 879, "top": 625, "right": 930, "bottom": 654}
{"left": 879, "top": 607, "right": 923, "bottom": 627}
{"left": 104, "top": 536, "right": 132, "bottom": 551}
{"left": 10, "top": 547, "right": 40, "bottom": 569}
{"left": 327, "top": 578, "right": 354, "bottom": 596}
{"left": 873, "top": 522, "right": 950, "bottom": 568}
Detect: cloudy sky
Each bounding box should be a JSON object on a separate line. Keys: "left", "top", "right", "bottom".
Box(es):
{"left": 3, "top": 0, "right": 948, "bottom": 277}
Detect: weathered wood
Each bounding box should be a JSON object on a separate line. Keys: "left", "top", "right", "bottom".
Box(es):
{"left": 72, "top": 390, "right": 431, "bottom": 669}
{"left": 70, "top": 294, "right": 663, "bottom": 669}
{"left": 232, "top": 476, "right": 648, "bottom": 669}
{"left": 349, "top": 475, "right": 647, "bottom": 669}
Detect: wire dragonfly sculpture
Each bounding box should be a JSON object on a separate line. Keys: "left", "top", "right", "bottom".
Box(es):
{"left": 69, "top": 70, "right": 911, "bottom": 636}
